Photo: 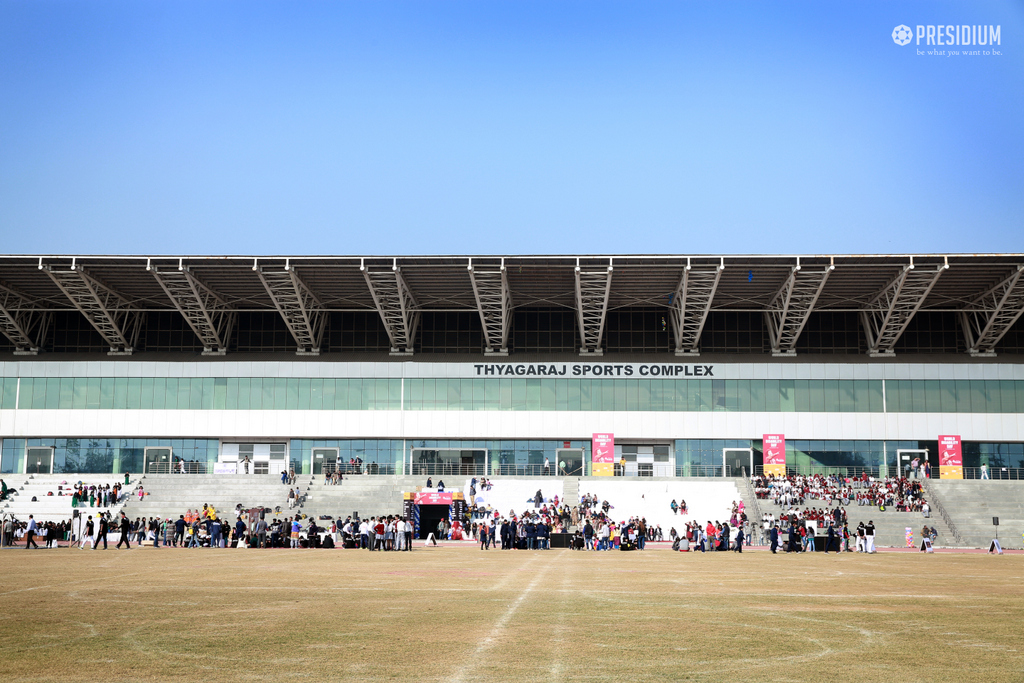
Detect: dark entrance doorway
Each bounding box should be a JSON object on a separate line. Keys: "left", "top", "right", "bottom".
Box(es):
{"left": 417, "top": 504, "right": 449, "bottom": 539}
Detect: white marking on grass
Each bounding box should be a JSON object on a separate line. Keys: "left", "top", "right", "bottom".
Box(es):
{"left": 449, "top": 555, "right": 556, "bottom": 683}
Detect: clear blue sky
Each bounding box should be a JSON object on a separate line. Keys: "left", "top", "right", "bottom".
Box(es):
{"left": 1, "top": 0, "right": 1021, "bottom": 255}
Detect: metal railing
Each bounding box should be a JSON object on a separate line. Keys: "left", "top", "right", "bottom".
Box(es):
{"left": 146, "top": 462, "right": 208, "bottom": 474}
{"left": 675, "top": 466, "right": 733, "bottom": 478}
{"left": 920, "top": 478, "right": 964, "bottom": 545}
{"left": 321, "top": 463, "right": 397, "bottom": 476}
{"left": 740, "top": 467, "right": 763, "bottom": 526}
{"left": 961, "top": 466, "right": 1024, "bottom": 480}
{"left": 753, "top": 465, "right": 884, "bottom": 479}
{"left": 410, "top": 463, "right": 488, "bottom": 477}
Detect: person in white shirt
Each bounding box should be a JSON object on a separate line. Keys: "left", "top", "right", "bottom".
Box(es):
{"left": 359, "top": 520, "right": 370, "bottom": 549}
{"left": 403, "top": 519, "right": 413, "bottom": 551}
{"left": 393, "top": 519, "right": 403, "bottom": 551}
{"left": 25, "top": 515, "right": 40, "bottom": 549}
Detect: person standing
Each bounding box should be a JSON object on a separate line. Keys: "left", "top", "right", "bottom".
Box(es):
{"left": 80, "top": 516, "right": 95, "bottom": 549}
{"left": 865, "top": 520, "right": 876, "bottom": 554}
{"left": 479, "top": 521, "right": 489, "bottom": 550}
{"left": 769, "top": 525, "right": 779, "bottom": 554}
{"left": 981, "top": 463, "right": 989, "bottom": 479}
{"left": 733, "top": 526, "right": 744, "bottom": 552}
{"left": 24, "top": 515, "right": 39, "bottom": 549}
{"left": 116, "top": 514, "right": 131, "bottom": 549}
{"left": 403, "top": 518, "right": 413, "bottom": 551}
{"left": 95, "top": 515, "right": 109, "bottom": 550}
{"left": 256, "top": 517, "right": 268, "bottom": 548}
{"left": 173, "top": 515, "right": 186, "bottom": 547}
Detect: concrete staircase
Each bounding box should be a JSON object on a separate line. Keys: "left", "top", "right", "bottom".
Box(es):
{"left": 1, "top": 474, "right": 132, "bottom": 523}
{"left": 118, "top": 474, "right": 292, "bottom": 522}
{"left": 925, "top": 480, "right": 1024, "bottom": 549}
{"left": 563, "top": 478, "right": 580, "bottom": 506}
{"left": 754, "top": 495, "right": 959, "bottom": 548}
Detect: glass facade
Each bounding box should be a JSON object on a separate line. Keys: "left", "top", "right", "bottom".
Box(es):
{"left": 886, "top": 380, "right": 1024, "bottom": 413}
{"left": 12, "top": 377, "right": 402, "bottom": 411}
{"left": 7, "top": 376, "right": 1024, "bottom": 413}
{"left": 401, "top": 378, "right": 885, "bottom": 412}
{"left": 1, "top": 438, "right": 219, "bottom": 475}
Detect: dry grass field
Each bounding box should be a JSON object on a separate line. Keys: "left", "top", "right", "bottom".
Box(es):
{"left": 1, "top": 545, "right": 1022, "bottom": 683}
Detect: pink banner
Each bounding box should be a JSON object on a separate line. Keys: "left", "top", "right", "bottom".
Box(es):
{"left": 592, "top": 433, "right": 615, "bottom": 476}
{"left": 413, "top": 491, "right": 453, "bottom": 505}
{"left": 938, "top": 434, "right": 963, "bottom": 479}
{"left": 938, "top": 435, "right": 962, "bottom": 467}
{"left": 762, "top": 434, "right": 786, "bottom": 475}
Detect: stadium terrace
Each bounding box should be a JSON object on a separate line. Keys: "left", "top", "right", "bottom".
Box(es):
{"left": 0, "top": 253, "right": 1022, "bottom": 551}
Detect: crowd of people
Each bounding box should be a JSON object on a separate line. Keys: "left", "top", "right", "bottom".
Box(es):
{"left": 752, "top": 473, "right": 929, "bottom": 513}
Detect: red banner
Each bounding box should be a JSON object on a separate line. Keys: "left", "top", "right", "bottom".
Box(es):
{"left": 762, "top": 434, "right": 786, "bottom": 476}
{"left": 413, "top": 491, "right": 453, "bottom": 505}
{"left": 592, "top": 433, "right": 615, "bottom": 476}
{"left": 938, "top": 434, "right": 963, "bottom": 479}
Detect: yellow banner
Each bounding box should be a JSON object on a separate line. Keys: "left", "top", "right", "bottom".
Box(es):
{"left": 592, "top": 462, "right": 614, "bottom": 477}
{"left": 939, "top": 465, "right": 963, "bottom": 479}
{"left": 763, "top": 463, "right": 786, "bottom": 477}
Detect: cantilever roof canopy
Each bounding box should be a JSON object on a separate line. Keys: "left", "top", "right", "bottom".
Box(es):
{"left": 0, "top": 254, "right": 1022, "bottom": 357}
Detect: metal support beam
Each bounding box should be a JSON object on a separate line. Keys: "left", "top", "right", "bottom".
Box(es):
{"left": 575, "top": 260, "right": 613, "bottom": 356}
{"left": 468, "top": 259, "right": 511, "bottom": 356}
{"left": 764, "top": 258, "right": 833, "bottom": 357}
{"left": 151, "top": 263, "right": 236, "bottom": 355}
{"left": 959, "top": 265, "right": 1024, "bottom": 357}
{"left": 860, "top": 258, "right": 947, "bottom": 357}
{"left": 256, "top": 263, "right": 327, "bottom": 356}
{"left": 0, "top": 281, "right": 52, "bottom": 355}
{"left": 43, "top": 266, "right": 142, "bottom": 355}
{"left": 362, "top": 261, "right": 420, "bottom": 355}
{"left": 670, "top": 258, "right": 723, "bottom": 356}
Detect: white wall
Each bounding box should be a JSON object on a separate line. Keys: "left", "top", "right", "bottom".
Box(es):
{"left": 2, "top": 408, "right": 1022, "bottom": 443}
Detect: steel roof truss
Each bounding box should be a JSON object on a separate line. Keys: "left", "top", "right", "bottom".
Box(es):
{"left": 0, "top": 281, "right": 52, "bottom": 354}
{"left": 469, "top": 263, "right": 511, "bottom": 356}
{"left": 860, "top": 262, "right": 945, "bottom": 357}
{"left": 362, "top": 267, "right": 420, "bottom": 355}
{"left": 152, "top": 267, "right": 236, "bottom": 355}
{"left": 575, "top": 262, "right": 613, "bottom": 355}
{"left": 256, "top": 267, "right": 327, "bottom": 356}
{"left": 959, "top": 265, "right": 1024, "bottom": 357}
{"left": 670, "top": 264, "right": 722, "bottom": 356}
{"left": 43, "top": 267, "right": 142, "bottom": 355}
{"left": 764, "top": 263, "right": 832, "bottom": 356}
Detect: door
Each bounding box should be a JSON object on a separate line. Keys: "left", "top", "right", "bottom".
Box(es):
{"left": 556, "top": 448, "right": 584, "bottom": 476}
{"left": 722, "top": 448, "right": 753, "bottom": 477}
{"left": 26, "top": 447, "right": 53, "bottom": 474}
{"left": 896, "top": 449, "right": 929, "bottom": 479}
{"left": 313, "top": 448, "right": 338, "bottom": 475}
{"left": 144, "top": 447, "right": 172, "bottom": 474}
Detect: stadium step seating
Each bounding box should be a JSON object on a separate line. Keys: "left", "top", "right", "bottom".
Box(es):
{"left": 925, "top": 480, "right": 1024, "bottom": 549}
{"left": 1, "top": 474, "right": 132, "bottom": 523}
{"left": 753, "top": 496, "right": 958, "bottom": 549}
{"left": 466, "top": 478, "right": 565, "bottom": 518}
{"left": 117, "top": 473, "right": 293, "bottom": 522}
{"left": 577, "top": 477, "right": 743, "bottom": 539}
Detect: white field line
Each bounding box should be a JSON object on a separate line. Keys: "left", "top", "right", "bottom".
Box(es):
{"left": 450, "top": 555, "right": 557, "bottom": 683}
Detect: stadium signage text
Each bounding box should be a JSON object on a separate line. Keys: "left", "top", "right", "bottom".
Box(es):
{"left": 473, "top": 363, "right": 714, "bottom": 377}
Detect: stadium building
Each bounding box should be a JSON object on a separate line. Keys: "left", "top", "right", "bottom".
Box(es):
{"left": 1, "top": 253, "right": 1022, "bottom": 483}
